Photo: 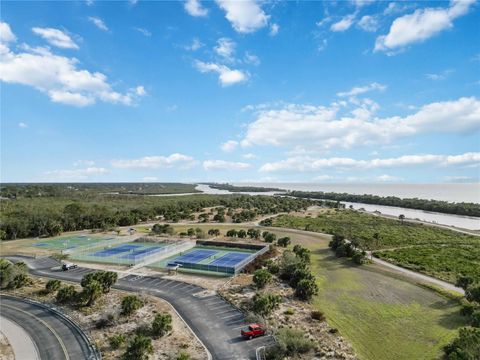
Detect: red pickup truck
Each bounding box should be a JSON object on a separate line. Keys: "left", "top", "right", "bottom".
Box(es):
{"left": 241, "top": 324, "right": 266, "bottom": 340}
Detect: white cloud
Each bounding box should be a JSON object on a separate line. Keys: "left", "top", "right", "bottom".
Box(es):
{"left": 357, "top": 15, "right": 379, "bottom": 32}
{"left": 244, "top": 51, "right": 260, "bottom": 66}
{"left": 0, "top": 22, "right": 17, "bottom": 43}
{"left": 134, "top": 27, "right": 151, "bottom": 37}
{"left": 337, "top": 82, "right": 386, "bottom": 97}
{"left": 221, "top": 140, "right": 239, "bottom": 152}
{"left": 185, "top": 38, "right": 203, "bottom": 51}
{"left": 425, "top": 69, "right": 454, "bottom": 80}
{"left": 242, "top": 153, "right": 256, "bottom": 159}
{"left": 352, "top": 0, "right": 374, "bottom": 8}
{"left": 269, "top": 23, "right": 279, "bottom": 36}
{"left": 241, "top": 97, "right": 480, "bottom": 151}
{"left": 184, "top": 0, "right": 208, "bottom": 17}
{"left": 375, "top": 0, "right": 475, "bottom": 53}
{"left": 88, "top": 16, "right": 108, "bottom": 31}
{"left": 45, "top": 167, "right": 107, "bottom": 180}
{"left": 0, "top": 27, "right": 145, "bottom": 107}
{"left": 375, "top": 174, "right": 403, "bottom": 182}
{"left": 18, "top": 122, "right": 28, "bottom": 128}
{"left": 443, "top": 175, "right": 477, "bottom": 183}
{"left": 214, "top": 37, "right": 236, "bottom": 61}
{"left": 32, "top": 27, "right": 79, "bottom": 49}
{"left": 203, "top": 160, "right": 251, "bottom": 170}
{"left": 216, "top": 0, "right": 269, "bottom": 33}
{"left": 330, "top": 14, "right": 356, "bottom": 32}
{"left": 259, "top": 152, "right": 480, "bottom": 173}
{"left": 85, "top": 0, "right": 94, "bottom": 6}
{"left": 314, "top": 175, "right": 333, "bottom": 181}
{"left": 73, "top": 160, "right": 95, "bottom": 167}
{"left": 194, "top": 60, "right": 248, "bottom": 86}
{"left": 111, "top": 153, "right": 196, "bottom": 169}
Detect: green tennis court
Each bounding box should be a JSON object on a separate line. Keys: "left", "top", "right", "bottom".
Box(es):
{"left": 31, "top": 235, "right": 116, "bottom": 251}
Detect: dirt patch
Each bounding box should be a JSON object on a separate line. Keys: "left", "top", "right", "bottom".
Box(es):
{"left": 2, "top": 278, "right": 207, "bottom": 360}
{"left": 0, "top": 331, "right": 14, "bottom": 360}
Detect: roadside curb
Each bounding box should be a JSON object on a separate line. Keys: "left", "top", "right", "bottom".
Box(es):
{"left": 0, "top": 294, "right": 101, "bottom": 360}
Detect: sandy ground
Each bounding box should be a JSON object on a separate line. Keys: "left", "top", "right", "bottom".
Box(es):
{"left": 0, "top": 330, "right": 15, "bottom": 360}
{"left": 1, "top": 278, "right": 207, "bottom": 360}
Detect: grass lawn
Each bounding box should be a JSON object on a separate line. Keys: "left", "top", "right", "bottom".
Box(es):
{"left": 261, "top": 227, "right": 467, "bottom": 360}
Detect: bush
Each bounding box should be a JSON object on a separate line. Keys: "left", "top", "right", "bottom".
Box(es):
{"left": 45, "top": 279, "right": 61, "bottom": 294}
{"left": 311, "top": 310, "right": 326, "bottom": 321}
{"left": 275, "top": 328, "right": 314, "bottom": 356}
{"left": 471, "top": 310, "right": 480, "bottom": 328}
{"left": 277, "top": 237, "right": 291, "bottom": 247}
{"left": 151, "top": 313, "right": 172, "bottom": 337}
{"left": 109, "top": 334, "right": 126, "bottom": 349}
{"left": 81, "top": 271, "right": 118, "bottom": 294}
{"left": 0, "top": 260, "right": 30, "bottom": 289}
{"left": 466, "top": 284, "right": 480, "bottom": 303}
{"left": 295, "top": 278, "right": 319, "bottom": 301}
{"left": 121, "top": 295, "right": 143, "bottom": 316}
{"left": 10, "top": 273, "right": 32, "bottom": 289}
{"left": 266, "top": 261, "right": 279, "bottom": 275}
{"left": 444, "top": 327, "right": 480, "bottom": 359}
{"left": 96, "top": 314, "right": 116, "bottom": 329}
{"left": 56, "top": 285, "right": 77, "bottom": 304}
{"left": 284, "top": 308, "right": 295, "bottom": 316}
{"left": 289, "top": 267, "right": 314, "bottom": 289}
{"left": 252, "top": 293, "right": 282, "bottom": 317}
{"left": 460, "top": 303, "right": 476, "bottom": 317}
{"left": 253, "top": 269, "right": 272, "bottom": 289}
{"left": 264, "top": 233, "right": 277, "bottom": 243}
{"left": 352, "top": 251, "right": 367, "bottom": 265}
{"left": 456, "top": 276, "right": 475, "bottom": 291}
{"left": 123, "top": 334, "right": 153, "bottom": 360}
{"left": 80, "top": 279, "right": 102, "bottom": 306}
{"left": 176, "top": 352, "right": 190, "bottom": 360}
{"left": 245, "top": 311, "right": 265, "bottom": 325}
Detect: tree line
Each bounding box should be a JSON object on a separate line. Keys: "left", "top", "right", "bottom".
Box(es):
{"left": 288, "top": 190, "right": 480, "bottom": 217}
{"left": 0, "top": 192, "right": 315, "bottom": 240}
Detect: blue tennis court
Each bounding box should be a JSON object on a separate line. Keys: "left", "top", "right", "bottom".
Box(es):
{"left": 121, "top": 246, "right": 163, "bottom": 260}
{"left": 173, "top": 249, "right": 218, "bottom": 264}
{"left": 92, "top": 244, "right": 141, "bottom": 257}
{"left": 210, "top": 252, "right": 251, "bottom": 267}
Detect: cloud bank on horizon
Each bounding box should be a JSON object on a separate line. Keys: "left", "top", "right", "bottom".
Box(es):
{"left": 1, "top": 0, "right": 479, "bottom": 183}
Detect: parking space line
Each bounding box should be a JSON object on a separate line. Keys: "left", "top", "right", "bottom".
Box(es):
{"left": 221, "top": 313, "right": 242, "bottom": 320}
{"left": 216, "top": 308, "right": 239, "bottom": 315}
{"left": 137, "top": 277, "right": 150, "bottom": 283}
{"left": 170, "top": 282, "right": 183, "bottom": 289}
{"left": 231, "top": 324, "right": 247, "bottom": 330}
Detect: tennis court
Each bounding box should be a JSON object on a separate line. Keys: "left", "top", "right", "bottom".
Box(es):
{"left": 31, "top": 235, "right": 115, "bottom": 251}
{"left": 150, "top": 245, "right": 261, "bottom": 275}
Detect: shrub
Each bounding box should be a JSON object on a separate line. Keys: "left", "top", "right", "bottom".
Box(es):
{"left": 45, "top": 279, "right": 61, "bottom": 294}
{"left": 277, "top": 237, "right": 291, "bottom": 247}
{"left": 56, "top": 285, "right": 76, "bottom": 304}
{"left": 109, "top": 334, "right": 126, "bottom": 349}
{"left": 151, "top": 313, "right": 172, "bottom": 337}
{"left": 471, "top": 310, "right": 480, "bottom": 328}
{"left": 444, "top": 327, "right": 480, "bottom": 359}
{"left": 266, "top": 261, "right": 279, "bottom": 275}
{"left": 176, "top": 352, "right": 190, "bottom": 360}
{"left": 10, "top": 273, "right": 32, "bottom": 289}
{"left": 295, "top": 278, "right": 319, "bottom": 301}
{"left": 275, "top": 328, "right": 314, "bottom": 356}
{"left": 456, "top": 276, "right": 475, "bottom": 291}
{"left": 311, "top": 310, "right": 326, "bottom": 321}
{"left": 252, "top": 293, "right": 282, "bottom": 317}
{"left": 253, "top": 269, "right": 272, "bottom": 289}
{"left": 284, "top": 308, "right": 295, "bottom": 316}
{"left": 123, "top": 335, "right": 153, "bottom": 360}
{"left": 289, "top": 267, "right": 314, "bottom": 288}
{"left": 81, "top": 271, "right": 118, "bottom": 294}
{"left": 80, "top": 279, "right": 102, "bottom": 306}
{"left": 352, "top": 251, "right": 367, "bottom": 265}
{"left": 121, "top": 295, "right": 143, "bottom": 316}
{"left": 460, "top": 303, "right": 476, "bottom": 317}
{"left": 226, "top": 229, "right": 238, "bottom": 237}
{"left": 264, "top": 233, "right": 277, "bottom": 243}
{"left": 466, "top": 284, "right": 480, "bottom": 303}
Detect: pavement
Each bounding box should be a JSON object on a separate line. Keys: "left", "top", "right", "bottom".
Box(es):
{"left": 1, "top": 316, "right": 39, "bottom": 360}
{"left": 7, "top": 256, "right": 273, "bottom": 360}
{"left": 0, "top": 294, "right": 97, "bottom": 360}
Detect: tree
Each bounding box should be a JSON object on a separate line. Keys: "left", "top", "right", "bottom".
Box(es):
{"left": 208, "top": 229, "right": 220, "bottom": 236}
{"left": 466, "top": 284, "right": 480, "bottom": 303}
{"left": 252, "top": 293, "right": 282, "bottom": 317}
{"left": 81, "top": 271, "right": 117, "bottom": 294}
{"left": 289, "top": 267, "right": 314, "bottom": 288}
{"left": 45, "top": 279, "right": 61, "bottom": 294}
{"left": 81, "top": 279, "right": 102, "bottom": 306}
{"left": 264, "top": 233, "right": 276, "bottom": 243}
{"left": 56, "top": 285, "right": 76, "bottom": 304}
{"left": 456, "top": 276, "right": 475, "bottom": 291}
{"left": 123, "top": 335, "right": 153, "bottom": 360}
{"left": 109, "top": 334, "right": 126, "bottom": 350}
{"left": 247, "top": 228, "right": 261, "bottom": 239}
{"left": 277, "top": 237, "right": 291, "bottom": 247}
{"left": 226, "top": 229, "right": 238, "bottom": 237}
{"left": 10, "top": 273, "right": 32, "bottom": 289}
{"left": 293, "top": 246, "right": 311, "bottom": 263}
{"left": 295, "top": 278, "right": 318, "bottom": 301}
{"left": 213, "top": 214, "right": 225, "bottom": 223}
{"left": 187, "top": 228, "right": 195, "bottom": 236}
{"left": 151, "top": 313, "right": 172, "bottom": 337}
{"left": 253, "top": 269, "right": 272, "bottom": 289}
{"left": 443, "top": 327, "right": 480, "bottom": 359}
{"left": 398, "top": 214, "right": 405, "bottom": 224}
{"left": 237, "top": 229, "right": 247, "bottom": 238}
{"left": 121, "top": 295, "right": 143, "bottom": 316}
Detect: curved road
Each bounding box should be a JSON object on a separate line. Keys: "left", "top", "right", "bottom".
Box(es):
{"left": 0, "top": 295, "right": 98, "bottom": 360}
{"left": 7, "top": 256, "right": 272, "bottom": 360}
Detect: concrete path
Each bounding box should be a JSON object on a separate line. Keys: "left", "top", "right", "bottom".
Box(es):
{"left": 0, "top": 316, "right": 40, "bottom": 360}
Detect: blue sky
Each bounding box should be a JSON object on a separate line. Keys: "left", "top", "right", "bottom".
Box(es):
{"left": 1, "top": 0, "right": 479, "bottom": 183}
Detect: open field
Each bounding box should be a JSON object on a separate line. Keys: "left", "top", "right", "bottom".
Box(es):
{"left": 257, "top": 227, "right": 467, "bottom": 360}
{"left": 270, "top": 211, "right": 480, "bottom": 281}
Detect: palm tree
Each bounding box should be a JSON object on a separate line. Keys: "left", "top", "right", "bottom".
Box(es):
{"left": 398, "top": 214, "right": 405, "bottom": 224}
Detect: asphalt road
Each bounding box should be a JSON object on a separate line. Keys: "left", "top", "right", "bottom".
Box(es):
{"left": 9, "top": 256, "right": 273, "bottom": 360}
{"left": 0, "top": 294, "right": 97, "bottom": 360}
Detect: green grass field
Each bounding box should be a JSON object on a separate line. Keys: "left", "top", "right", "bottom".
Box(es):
{"left": 271, "top": 211, "right": 480, "bottom": 281}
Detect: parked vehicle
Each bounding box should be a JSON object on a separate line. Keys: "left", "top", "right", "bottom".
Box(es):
{"left": 241, "top": 324, "right": 266, "bottom": 340}
{"left": 62, "top": 262, "right": 78, "bottom": 271}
